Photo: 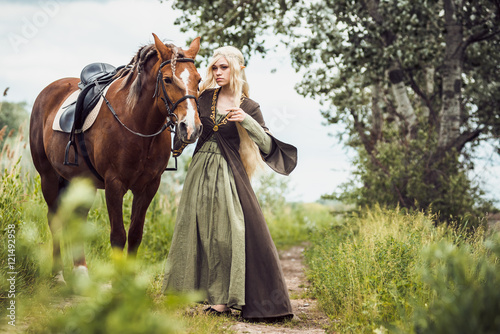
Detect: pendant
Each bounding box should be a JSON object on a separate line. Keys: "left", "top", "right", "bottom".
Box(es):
{"left": 213, "top": 125, "right": 219, "bottom": 132}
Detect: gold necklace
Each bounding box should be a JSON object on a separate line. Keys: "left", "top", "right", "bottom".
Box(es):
{"left": 210, "top": 88, "right": 246, "bottom": 132}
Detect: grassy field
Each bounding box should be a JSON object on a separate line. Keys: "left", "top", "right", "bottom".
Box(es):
{"left": 1, "top": 125, "right": 499, "bottom": 333}
{"left": 305, "top": 206, "right": 500, "bottom": 333}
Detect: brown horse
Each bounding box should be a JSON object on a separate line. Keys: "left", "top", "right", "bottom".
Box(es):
{"left": 29, "top": 33, "right": 202, "bottom": 280}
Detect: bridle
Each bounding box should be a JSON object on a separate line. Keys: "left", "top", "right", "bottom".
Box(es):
{"left": 153, "top": 58, "right": 198, "bottom": 132}
{"left": 102, "top": 57, "right": 198, "bottom": 138}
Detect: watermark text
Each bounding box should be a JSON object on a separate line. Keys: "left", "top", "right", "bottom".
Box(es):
{"left": 5, "top": 224, "right": 17, "bottom": 327}
{"left": 7, "top": 0, "right": 61, "bottom": 53}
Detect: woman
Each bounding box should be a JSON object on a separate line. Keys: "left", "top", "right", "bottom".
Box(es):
{"left": 162, "top": 46, "right": 297, "bottom": 322}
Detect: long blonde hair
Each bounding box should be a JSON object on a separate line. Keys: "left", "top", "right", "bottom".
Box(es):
{"left": 200, "top": 46, "right": 263, "bottom": 179}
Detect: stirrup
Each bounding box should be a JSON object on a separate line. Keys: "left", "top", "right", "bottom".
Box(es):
{"left": 164, "top": 156, "right": 178, "bottom": 171}
{"left": 64, "top": 140, "right": 79, "bottom": 166}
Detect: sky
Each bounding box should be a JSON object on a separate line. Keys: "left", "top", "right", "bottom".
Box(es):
{"left": 0, "top": 0, "right": 498, "bottom": 204}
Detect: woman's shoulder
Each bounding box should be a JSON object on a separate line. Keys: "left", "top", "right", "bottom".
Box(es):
{"left": 199, "top": 88, "right": 217, "bottom": 100}
{"left": 241, "top": 96, "right": 260, "bottom": 115}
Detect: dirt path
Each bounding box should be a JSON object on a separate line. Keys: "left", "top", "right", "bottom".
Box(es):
{"left": 230, "top": 245, "right": 330, "bottom": 333}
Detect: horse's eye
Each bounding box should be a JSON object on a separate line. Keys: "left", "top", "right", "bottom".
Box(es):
{"left": 164, "top": 77, "right": 172, "bottom": 84}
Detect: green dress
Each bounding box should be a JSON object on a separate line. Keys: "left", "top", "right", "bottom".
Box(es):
{"left": 162, "top": 109, "right": 272, "bottom": 310}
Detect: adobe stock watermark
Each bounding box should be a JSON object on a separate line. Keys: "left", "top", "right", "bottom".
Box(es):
{"left": 7, "top": 0, "right": 61, "bottom": 53}
{"left": 5, "top": 224, "right": 17, "bottom": 327}
{"left": 266, "top": 105, "right": 298, "bottom": 134}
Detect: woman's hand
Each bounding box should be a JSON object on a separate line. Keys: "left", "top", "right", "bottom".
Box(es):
{"left": 226, "top": 107, "right": 247, "bottom": 122}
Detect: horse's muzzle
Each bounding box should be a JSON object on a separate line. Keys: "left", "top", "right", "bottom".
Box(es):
{"left": 178, "top": 120, "right": 202, "bottom": 143}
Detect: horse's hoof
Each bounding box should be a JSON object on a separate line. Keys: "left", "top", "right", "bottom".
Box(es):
{"left": 52, "top": 271, "right": 67, "bottom": 286}
{"left": 72, "top": 265, "right": 89, "bottom": 279}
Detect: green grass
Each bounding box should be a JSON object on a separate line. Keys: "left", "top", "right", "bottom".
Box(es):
{"left": 305, "top": 205, "right": 500, "bottom": 333}
{"left": 265, "top": 201, "right": 337, "bottom": 249}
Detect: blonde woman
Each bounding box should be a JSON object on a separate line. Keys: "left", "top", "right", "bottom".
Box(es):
{"left": 163, "top": 46, "right": 297, "bottom": 322}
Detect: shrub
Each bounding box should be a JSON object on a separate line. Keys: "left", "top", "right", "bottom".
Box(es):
{"left": 305, "top": 206, "right": 499, "bottom": 333}
{"left": 27, "top": 252, "right": 189, "bottom": 334}
{"left": 411, "top": 237, "right": 500, "bottom": 334}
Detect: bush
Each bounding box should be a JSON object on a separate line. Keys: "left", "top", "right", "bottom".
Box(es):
{"left": 27, "top": 252, "right": 189, "bottom": 334}
{"left": 17, "top": 180, "right": 191, "bottom": 334}
{"left": 305, "top": 206, "right": 500, "bottom": 333}
{"left": 411, "top": 237, "right": 500, "bottom": 334}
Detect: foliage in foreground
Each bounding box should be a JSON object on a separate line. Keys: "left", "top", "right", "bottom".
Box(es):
{"left": 412, "top": 236, "right": 500, "bottom": 334}
{"left": 305, "top": 206, "right": 500, "bottom": 333}
{"left": 27, "top": 252, "right": 187, "bottom": 334}
{"left": 0, "top": 131, "right": 194, "bottom": 332}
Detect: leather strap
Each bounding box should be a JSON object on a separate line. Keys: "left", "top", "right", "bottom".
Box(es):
{"left": 76, "top": 132, "right": 104, "bottom": 182}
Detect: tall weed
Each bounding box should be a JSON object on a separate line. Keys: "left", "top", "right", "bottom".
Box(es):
{"left": 305, "top": 206, "right": 500, "bottom": 333}
{"left": 0, "top": 125, "right": 47, "bottom": 312}
{"left": 410, "top": 237, "right": 500, "bottom": 334}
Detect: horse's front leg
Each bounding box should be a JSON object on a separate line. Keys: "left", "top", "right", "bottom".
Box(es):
{"left": 128, "top": 178, "right": 162, "bottom": 255}
{"left": 104, "top": 179, "right": 128, "bottom": 250}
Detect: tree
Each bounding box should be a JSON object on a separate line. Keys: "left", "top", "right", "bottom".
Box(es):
{"left": 0, "top": 100, "right": 29, "bottom": 137}
{"left": 167, "top": 0, "right": 500, "bottom": 222}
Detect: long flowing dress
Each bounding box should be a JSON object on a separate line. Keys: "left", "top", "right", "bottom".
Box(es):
{"left": 162, "top": 88, "right": 297, "bottom": 321}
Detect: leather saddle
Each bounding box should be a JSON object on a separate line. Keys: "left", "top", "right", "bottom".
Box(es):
{"left": 59, "top": 63, "right": 117, "bottom": 133}
{"left": 63, "top": 63, "right": 120, "bottom": 178}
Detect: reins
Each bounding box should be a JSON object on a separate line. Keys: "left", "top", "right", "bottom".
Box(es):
{"left": 101, "top": 57, "right": 198, "bottom": 138}
{"left": 98, "top": 57, "right": 198, "bottom": 172}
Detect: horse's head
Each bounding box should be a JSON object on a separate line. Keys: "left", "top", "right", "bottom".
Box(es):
{"left": 153, "top": 33, "right": 202, "bottom": 144}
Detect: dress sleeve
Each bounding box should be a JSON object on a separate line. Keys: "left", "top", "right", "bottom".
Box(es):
{"left": 240, "top": 115, "right": 273, "bottom": 155}
{"left": 241, "top": 98, "right": 297, "bottom": 175}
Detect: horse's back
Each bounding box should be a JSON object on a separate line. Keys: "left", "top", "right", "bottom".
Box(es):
{"left": 31, "top": 78, "right": 79, "bottom": 124}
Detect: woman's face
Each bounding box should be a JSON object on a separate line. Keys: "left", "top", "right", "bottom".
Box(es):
{"left": 212, "top": 57, "right": 230, "bottom": 87}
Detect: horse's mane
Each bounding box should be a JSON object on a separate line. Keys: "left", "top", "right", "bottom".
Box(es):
{"left": 114, "top": 42, "right": 184, "bottom": 108}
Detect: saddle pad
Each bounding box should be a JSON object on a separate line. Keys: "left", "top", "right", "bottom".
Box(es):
{"left": 52, "top": 80, "right": 115, "bottom": 133}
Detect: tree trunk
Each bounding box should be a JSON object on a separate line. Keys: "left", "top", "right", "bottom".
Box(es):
{"left": 371, "top": 82, "right": 383, "bottom": 143}
{"left": 438, "top": 0, "right": 464, "bottom": 149}
{"left": 422, "top": 66, "right": 435, "bottom": 120}
{"left": 388, "top": 63, "right": 417, "bottom": 133}
{"left": 363, "top": 0, "right": 417, "bottom": 136}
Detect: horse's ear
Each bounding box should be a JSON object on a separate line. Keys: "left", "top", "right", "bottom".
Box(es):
{"left": 152, "top": 33, "right": 171, "bottom": 60}
{"left": 185, "top": 37, "right": 201, "bottom": 58}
